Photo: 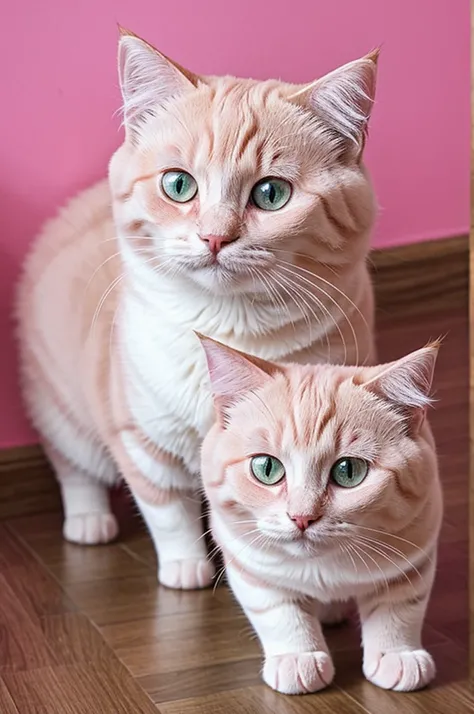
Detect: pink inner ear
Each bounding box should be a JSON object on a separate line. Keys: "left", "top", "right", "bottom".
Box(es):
{"left": 308, "top": 54, "right": 378, "bottom": 147}
{"left": 362, "top": 343, "right": 439, "bottom": 412}
{"left": 198, "top": 335, "right": 273, "bottom": 407}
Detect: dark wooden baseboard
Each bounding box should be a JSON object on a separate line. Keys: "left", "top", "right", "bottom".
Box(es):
{"left": 0, "top": 233, "right": 468, "bottom": 520}
{"left": 372, "top": 233, "right": 468, "bottom": 318}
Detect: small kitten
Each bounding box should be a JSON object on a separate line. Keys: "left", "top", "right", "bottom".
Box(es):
{"left": 199, "top": 335, "right": 442, "bottom": 693}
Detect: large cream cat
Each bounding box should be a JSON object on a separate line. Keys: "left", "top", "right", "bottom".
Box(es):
{"left": 16, "top": 29, "right": 378, "bottom": 589}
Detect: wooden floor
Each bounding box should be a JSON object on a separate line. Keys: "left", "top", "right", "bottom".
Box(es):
{"left": 0, "top": 303, "right": 469, "bottom": 713}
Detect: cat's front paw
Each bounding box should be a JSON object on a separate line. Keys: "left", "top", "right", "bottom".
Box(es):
{"left": 159, "top": 557, "right": 215, "bottom": 590}
{"left": 263, "top": 651, "right": 335, "bottom": 695}
{"left": 363, "top": 649, "right": 435, "bottom": 691}
{"left": 63, "top": 513, "right": 119, "bottom": 545}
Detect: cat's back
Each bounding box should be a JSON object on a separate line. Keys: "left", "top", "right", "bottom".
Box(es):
{"left": 16, "top": 179, "right": 118, "bottom": 429}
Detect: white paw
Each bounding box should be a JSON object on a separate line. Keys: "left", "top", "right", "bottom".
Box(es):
{"left": 263, "top": 651, "right": 335, "bottom": 694}
{"left": 159, "top": 557, "right": 215, "bottom": 590}
{"left": 63, "top": 513, "right": 119, "bottom": 545}
{"left": 363, "top": 649, "right": 436, "bottom": 691}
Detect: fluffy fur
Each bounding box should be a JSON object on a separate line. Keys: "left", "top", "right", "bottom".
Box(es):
{"left": 16, "top": 29, "right": 378, "bottom": 589}
{"left": 200, "top": 336, "right": 442, "bottom": 694}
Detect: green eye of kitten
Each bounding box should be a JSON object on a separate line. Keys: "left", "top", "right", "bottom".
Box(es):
{"left": 250, "top": 455, "right": 286, "bottom": 485}
{"left": 161, "top": 171, "right": 198, "bottom": 203}
{"left": 251, "top": 178, "right": 292, "bottom": 211}
{"left": 330, "top": 458, "right": 368, "bottom": 488}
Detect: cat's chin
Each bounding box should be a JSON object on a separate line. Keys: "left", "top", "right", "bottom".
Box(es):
{"left": 260, "top": 529, "right": 335, "bottom": 556}
{"left": 188, "top": 264, "right": 258, "bottom": 295}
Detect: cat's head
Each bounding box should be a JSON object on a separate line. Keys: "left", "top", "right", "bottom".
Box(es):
{"left": 199, "top": 335, "right": 440, "bottom": 556}
{"left": 109, "top": 29, "right": 378, "bottom": 296}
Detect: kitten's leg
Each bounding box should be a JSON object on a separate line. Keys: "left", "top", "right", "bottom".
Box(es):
{"left": 357, "top": 557, "right": 436, "bottom": 691}
{"left": 226, "top": 564, "right": 334, "bottom": 694}
{"left": 45, "top": 445, "right": 119, "bottom": 545}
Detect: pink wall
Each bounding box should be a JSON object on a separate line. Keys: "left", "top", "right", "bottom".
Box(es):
{"left": 1, "top": 0, "right": 469, "bottom": 448}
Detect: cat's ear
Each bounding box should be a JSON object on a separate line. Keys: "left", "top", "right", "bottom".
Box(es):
{"left": 196, "top": 333, "right": 280, "bottom": 421}
{"left": 290, "top": 50, "right": 379, "bottom": 157}
{"left": 118, "top": 27, "right": 199, "bottom": 136}
{"left": 361, "top": 341, "right": 440, "bottom": 435}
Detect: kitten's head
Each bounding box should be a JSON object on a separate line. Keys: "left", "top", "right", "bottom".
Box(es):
{"left": 199, "top": 335, "right": 440, "bottom": 556}
{"left": 110, "top": 29, "right": 378, "bottom": 296}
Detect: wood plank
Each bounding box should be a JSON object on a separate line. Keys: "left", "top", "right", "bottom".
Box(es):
{"left": 371, "top": 234, "right": 467, "bottom": 316}
{"left": 0, "top": 679, "right": 20, "bottom": 713}
{"left": 3, "top": 665, "right": 161, "bottom": 714}
{"left": 159, "top": 683, "right": 369, "bottom": 714}
{"left": 8, "top": 513, "right": 150, "bottom": 584}
{"left": 0, "top": 525, "right": 76, "bottom": 618}
{"left": 0, "top": 575, "right": 57, "bottom": 672}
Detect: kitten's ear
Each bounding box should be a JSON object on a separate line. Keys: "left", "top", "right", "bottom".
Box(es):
{"left": 290, "top": 49, "right": 379, "bottom": 156}
{"left": 196, "top": 333, "right": 280, "bottom": 421}
{"left": 361, "top": 341, "right": 440, "bottom": 435}
{"left": 118, "top": 27, "right": 198, "bottom": 136}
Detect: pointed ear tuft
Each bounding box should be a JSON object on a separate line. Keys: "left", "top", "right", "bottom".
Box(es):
{"left": 361, "top": 341, "right": 440, "bottom": 435}
{"left": 291, "top": 50, "right": 379, "bottom": 155}
{"left": 118, "top": 31, "right": 198, "bottom": 136}
{"left": 196, "top": 334, "right": 279, "bottom": 421}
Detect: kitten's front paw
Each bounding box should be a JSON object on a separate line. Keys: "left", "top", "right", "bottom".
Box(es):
{"left": 63, "top": 513, "right": 119, "bottom": 545}
{"left": 363, "top": 649, "right": 435, "bottom": 691}
{"left": 159, "top": 557, "right": 215, "bottom": 590}
{"left": 263, "top": 652, "right": 334, "bottom": 695}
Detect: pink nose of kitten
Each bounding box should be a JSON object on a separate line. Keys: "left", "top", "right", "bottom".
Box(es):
{"left": 289, "top": 514, "right": 318, "bottom": 531}
{"left": 201, "top": 234, "right": 238, "bottom": 256}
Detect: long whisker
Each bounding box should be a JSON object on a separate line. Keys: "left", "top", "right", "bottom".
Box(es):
{"left": 350, "top": 541, "right": 391, "bottom": 594}
{"left": 354, "top": 534, "right": 425, "bottom": 579}
{"left": 351, "top": 524, "right": 434, "bottom": 563}
{"left": 339, "top": 542, "right": 359, "bottom": 578}
{"left": 276, "top": 256, "right": 370, "bottom": 349}
{"left": 272, "top": 267, "right": 340, "bottom": 362}
{"left": 213, "top": 533, "right": 265, "bottom": 594}
{"left": 250, "top": 267, "right": 296, "bottom": 332}
{"left": 268, "top": 271, "right": 314, "bottom": 336}
{"left": 352, "top": 537, "right": 419, "bottom": 594}
{"left": 276, "top": 263, "right": 357, "bottom": 365}
{"left": 346, "top": 542, "right": 382, "bottom": 594}
{"left": 273, "top": 248, "right": 340, "bottom": 278}
{"left": 90, "top": 273, "right": 125, "bottom": 336}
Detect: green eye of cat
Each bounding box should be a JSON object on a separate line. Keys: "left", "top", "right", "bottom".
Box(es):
{"left": 250, "top": 455, "right": 286, "bottom": 485}
{"left": 330, "top": 458, "right": 368, "bottom": 488}
{"left": 161, "top": 171, "right": 198, "bottom": 203}
{"left": 251, "top": 178, "right": 292, "bottom": 211}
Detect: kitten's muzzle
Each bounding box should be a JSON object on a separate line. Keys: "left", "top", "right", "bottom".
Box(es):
{"left": 200, "top": 233, "right": 239, "bottom": 257}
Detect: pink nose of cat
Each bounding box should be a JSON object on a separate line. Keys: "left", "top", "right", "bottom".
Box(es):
{"left": 201, "top": 234, "right": 238, "bottom": 256}
{"left": 289, "top": 515, "right": 317, "bottom": 531}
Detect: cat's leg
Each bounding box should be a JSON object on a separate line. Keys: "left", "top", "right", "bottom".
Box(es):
{"left": 357, "top": 556, "right": 436, "bottom": 691}
{"left": 226, "top": 563, "right": 334, "bottom": 694}
{"left": 117, "top": 433, "right": 214, "bottom": 590}
{"left": 134, "top": 491, "right": 215, "bottom": 590}
{"left": 45, "top": 444, "right": 119, "bottom": 545}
